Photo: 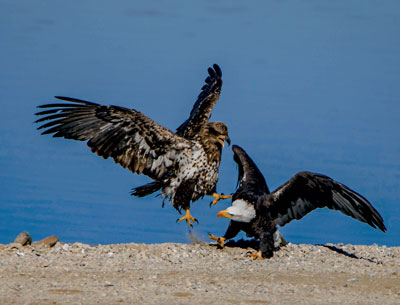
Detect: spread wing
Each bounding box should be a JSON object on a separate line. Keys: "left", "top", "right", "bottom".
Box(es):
{"left": 232, "top": 145, "right": 270, "bottom": 199}
{"left": 35, "top": 96, "right": 192, "bottom": 180}
{"left": 176, "top": 64, "right": 222, "bottom": 138}
{"left": 267, "top": 171, "right": 386, "bottom": 232}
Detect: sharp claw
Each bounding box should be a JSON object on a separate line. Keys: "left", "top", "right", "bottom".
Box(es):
{"left": 248, "top": 250, "right": 263, "bottom": 260}
{"left": 176, "top": 209, "right": 197, "bottom": 227}
{"left": 209, "top": 233, "right": 225, "bottom": 248}
{"left": 211, "top": 193, "right": 232, "bottom": 206}
{"left": 210, "top": 198, "right": 218, "bottom": 206}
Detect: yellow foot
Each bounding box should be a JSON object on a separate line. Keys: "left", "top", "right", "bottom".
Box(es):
{"left": 210, "top": 193, "right": 232, "bottom": 206}
{"left": 177, "top": 209, "right": 198, "bottom": 227}
{"left": 249, "top": 250, "right": 263, "bottom": 260}
{"left": 208, "top": 233, "right": 226, "bottom": 248}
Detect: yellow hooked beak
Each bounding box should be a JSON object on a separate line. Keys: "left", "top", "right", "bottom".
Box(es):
{"left": 217, "top": 135, "right": 231, "bottom": 148}
{"left": 217, "top": 209, "right": 232, "bottom": 219}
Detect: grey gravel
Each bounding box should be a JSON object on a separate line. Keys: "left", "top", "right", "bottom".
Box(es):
{"left": 0, "top": 241, "right": 399, "bottom": 304}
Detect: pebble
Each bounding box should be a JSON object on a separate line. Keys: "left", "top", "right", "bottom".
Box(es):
{"left": 347, "top": 277, "right": 358, "bottom": 282}
{"left": 62, "top": 244, "right": 69, "bottom": 251}
{"left": 38, "top": 235, "right": 59, "bottom": 247}
{"left": 8, "top": 243, "right": 22, "bottom": 250}
{"left": 14, "top": 232, "right": 31, "bottom": 246}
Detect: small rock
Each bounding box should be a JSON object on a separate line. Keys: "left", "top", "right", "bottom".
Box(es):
{"left": 62, "top": 244, "right": 69, "bottom": 251}
{"left": 347, "top": 277, "right": 358, "bottom": 282}
{"left": 7, "top": 243, "right": 22, "bottom": 250}
{"left": 38, "top": 236, "right": 59, "bottom": 247}
{"left": 14, "top": 232, "right": 32, "bottom": 246}
{"left": 16, "top": 251, "right": 25, "bottom": 257}
{"left": 105, "top": 281, "right": 114, "bottom": 286}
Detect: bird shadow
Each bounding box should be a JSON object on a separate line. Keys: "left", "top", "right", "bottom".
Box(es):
{"left": 209, "top": 238, "right": 287, "bottom": 251}
{"left": 316, "top": 244, "right": 381, "bottom": 264}
{"left": 207, "top": 238, "right": 259, "bottom": 250}
{"left": 224, "top": 238, "right": 260, "bottom": 250}
{"left": 209, "top": 239, "right": 381, "bottom": 264}
{"left": 317, "top": 244, "right": 359, "bottom": 259}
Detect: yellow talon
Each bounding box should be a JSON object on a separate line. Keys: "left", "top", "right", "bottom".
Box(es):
{"left": 249, "top": 250, "right": 263, "bottom": 260}
{"left": 210, "top": 193, "right": 232, "bottom": 206}
{"left": 177, "top": 209, "right": 198, "bottom": 227}
{"left": 209, "top": 233, "right": 226, "bottom": 248}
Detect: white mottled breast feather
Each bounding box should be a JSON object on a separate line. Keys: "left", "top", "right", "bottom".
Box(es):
{"left": 162, "top": 142, "right": 220, "bottom": 204}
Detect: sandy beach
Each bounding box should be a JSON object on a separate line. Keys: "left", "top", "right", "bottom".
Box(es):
{"left": 0, "top": 237, "right": 399, "bottom": 305}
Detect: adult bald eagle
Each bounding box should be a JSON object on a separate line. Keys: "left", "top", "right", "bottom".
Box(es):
{"left": 210, "top": 145, "right": 386, "bottom": 259}
{"left": 35, "top": 64, "right": 230, "bottom": 227}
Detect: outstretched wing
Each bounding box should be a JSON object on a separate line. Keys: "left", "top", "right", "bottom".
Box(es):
{"left": 176, "top": 64, "right": 222, "bottom": 138}
{"left": 232, "top": 145, "right": 270, "bottom": 198}
{"left": 267, "top": 171, "right": 386, "bottom": 232}
{"left": 35, "top": 96, "right": 192, "bottom": 180}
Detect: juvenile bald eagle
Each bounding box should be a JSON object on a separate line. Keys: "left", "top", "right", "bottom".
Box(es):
{"left": 35, "top": 64, "right": 230, "bottom": 227}
{"left": 210, "top": 145, "right": 386, "bottom": 259}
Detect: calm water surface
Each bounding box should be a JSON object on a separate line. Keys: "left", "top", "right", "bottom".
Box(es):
{"left": 1, "top": 0, "right": 399, "bottom": 246}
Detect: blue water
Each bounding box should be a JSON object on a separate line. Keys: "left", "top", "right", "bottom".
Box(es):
{"left": 1, "top": 0, "right": 399, "bottom": 246}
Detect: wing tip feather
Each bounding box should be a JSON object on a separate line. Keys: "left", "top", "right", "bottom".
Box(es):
{"left": 212, "top": 63, "right": 222, "bottom": 77}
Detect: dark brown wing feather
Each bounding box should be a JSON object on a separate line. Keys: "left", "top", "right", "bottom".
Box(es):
{"left": 267, "top": 171, "right": 386, "bottom": 232}
{"left": 35, "top": 96, "right": 191, "bottom": 180}
{"left": 176, "top": 64, "right": 222, "bottom": 138}
{"left": 232, "top": 145, "right": 270, "bottom": 200}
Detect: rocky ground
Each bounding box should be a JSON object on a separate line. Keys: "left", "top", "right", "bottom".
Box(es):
{"left": 0, "top": 235, "right": 399, "bottom": 305}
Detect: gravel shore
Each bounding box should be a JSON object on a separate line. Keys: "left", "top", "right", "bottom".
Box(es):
{"left": 0, "top": 239, "right": 399, "bottom": 305}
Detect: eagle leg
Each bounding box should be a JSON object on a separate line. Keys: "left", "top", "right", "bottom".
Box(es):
{"left": 210, "top": 193, "right": 232, "bottom": 206}
{"left": 248, "top": 250, "right": 263, "bottom": 260}
{"left": 208, "top": 233, "right": 226, "bottom": 248}
{"left": 176, "top": 209, "right": 198, "bottom": 227}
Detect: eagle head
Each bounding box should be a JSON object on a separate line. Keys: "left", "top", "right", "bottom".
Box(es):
{"left": 217, "top": 199, "right": 256, "bottom": 223}
{"left": 206, "top": 122, "right": 230, "bottom": 148}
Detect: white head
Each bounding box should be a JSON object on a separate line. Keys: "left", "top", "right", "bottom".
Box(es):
{"left": 217, "top": 199, "right": 256, "bottom": 223}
